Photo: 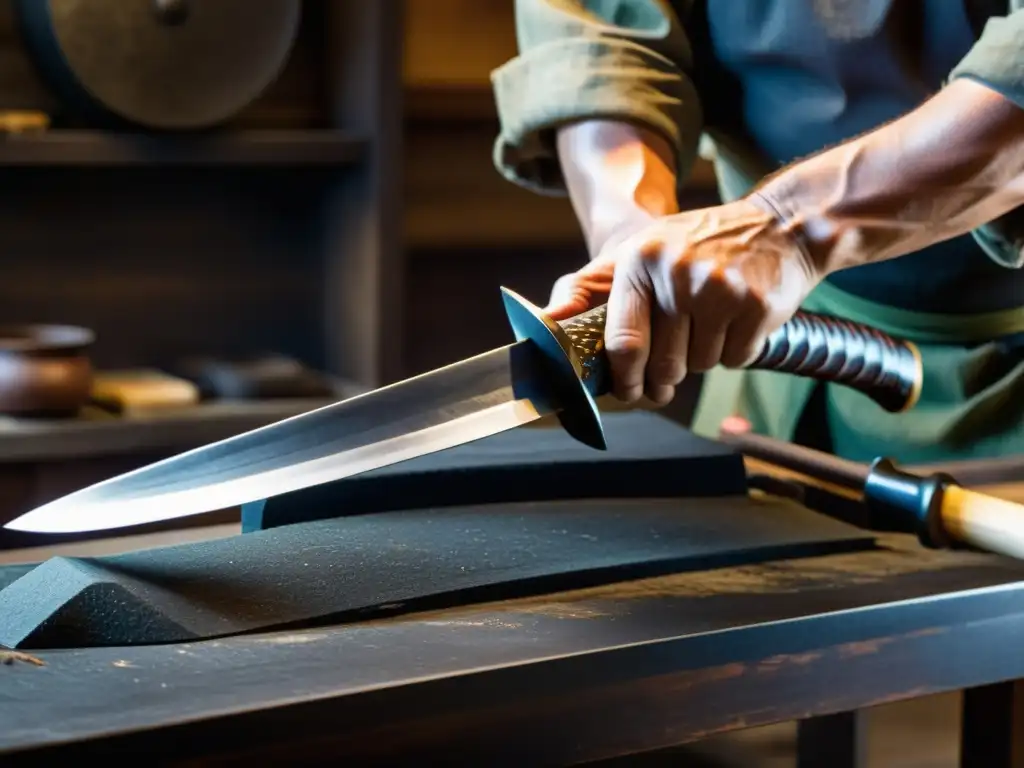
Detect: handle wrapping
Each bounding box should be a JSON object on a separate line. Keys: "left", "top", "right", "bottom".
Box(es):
{"left": 750, "top": 312, "right": 920, "bottom": 413}
{"left": 557, "top": 304, "right": 921, "bottom": 413}
{"left": 557, "top": 307, "right": 612, "bottom": 397}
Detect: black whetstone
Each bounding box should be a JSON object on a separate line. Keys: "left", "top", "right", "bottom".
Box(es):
{"left": 242, "top": 410, "right": 750, "bottom": 531}
{"left": 0, "top": 564, "right": 36, "bottom": 591}
{"left": 0, "top": 497, "right": 875, "bottom": 650}
{"left": 0, "top": 411, "right": 877, "bottom": 650}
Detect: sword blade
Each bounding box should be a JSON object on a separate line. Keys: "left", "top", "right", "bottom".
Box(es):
{"left": 4, "top": 342, "right": 558, "bottom": 534}
{"left": 3, "top": 284, "right": 924, "bottom": 536}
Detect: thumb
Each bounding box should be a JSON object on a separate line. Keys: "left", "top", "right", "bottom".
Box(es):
{"left": 604, "top": 258, "right": 653, "bottom": 403}
{"left": 544, "top": 272, "right": 591, "bottom": 321}
{"left": 544, "top": 256, "right": 618, "bottom": 320}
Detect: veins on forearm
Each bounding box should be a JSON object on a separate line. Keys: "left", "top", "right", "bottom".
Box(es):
{"left": 557, "top": 120, "right": 680, "bottom": 257}
{"left": 755, "top": 78, "right": 1024, "bottom": 273}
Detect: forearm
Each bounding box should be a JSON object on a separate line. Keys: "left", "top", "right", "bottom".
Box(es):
{"left": 754, "top": 78, "right": 1024, "bottom": 275}
{"left": 556, "top": 120, "right": 680, "bottom": 257}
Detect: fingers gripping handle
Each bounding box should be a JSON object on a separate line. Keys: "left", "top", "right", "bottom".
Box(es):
{"left": 499, "top": 287, "right": 921, "bottom": 453}
{"left": 557, "top": 304, "right": 922, "bottom": 413}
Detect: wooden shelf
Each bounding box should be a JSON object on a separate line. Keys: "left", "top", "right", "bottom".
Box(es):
{"left": 0, "top": 130, "right": 369, "bottom": 166}
{"left": 405, "top": 123, "right": 721, "bottom": 250}
{"left": 0, "top": 394, "right": 366, "bottom": 463}
{"left": 405, "top": 84, "right": 499, "bottom": 123}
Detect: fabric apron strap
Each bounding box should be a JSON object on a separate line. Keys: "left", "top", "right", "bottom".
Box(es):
{"left": 809, "top": 280, "right": 1024, "bottom": 344}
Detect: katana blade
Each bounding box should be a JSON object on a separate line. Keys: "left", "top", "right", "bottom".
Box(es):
{"left": 4, "top": 344, "right": 559, "bottom": 534}
{"left": 4, "top": 287, "right": 922, "bottom": 534}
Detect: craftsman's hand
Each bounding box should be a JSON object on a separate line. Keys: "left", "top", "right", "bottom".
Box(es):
{"left": 545, "top": 197, "right": 821, "bottom": 405}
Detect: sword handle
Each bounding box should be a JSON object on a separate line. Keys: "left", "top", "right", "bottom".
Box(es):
{"left": 558, "top": 304, "right": 922, "bottom": 413}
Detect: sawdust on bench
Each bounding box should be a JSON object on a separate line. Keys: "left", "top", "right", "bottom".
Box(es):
{"left": 1, "top": 650, "right": 44, "bottom": 666}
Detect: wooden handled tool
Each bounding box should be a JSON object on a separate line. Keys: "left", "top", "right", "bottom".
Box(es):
{"left": 719, "top": 429, "right": 1024, "bottom": 561}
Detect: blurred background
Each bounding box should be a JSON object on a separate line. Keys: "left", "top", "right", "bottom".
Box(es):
{"left": 0, "top": 0, "right": 720, "bottom": 527}
{"left": 0, "top": 3, "right": 966, "bottom": 764}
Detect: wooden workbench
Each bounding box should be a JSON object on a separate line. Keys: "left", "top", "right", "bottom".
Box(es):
{"left": 3, "top": 462, "right": 1024, "bottom": 766}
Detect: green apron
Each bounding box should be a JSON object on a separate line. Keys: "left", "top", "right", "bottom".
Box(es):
{"left": 690, "top": 280, "right": 1024, "bottom": 463}
{"left": 688, "top": 146, "right": 1024, "bottom": 464}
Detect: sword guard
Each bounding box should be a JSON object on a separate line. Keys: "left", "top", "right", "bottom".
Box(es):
{"left": 500, "top": 287, "right": 608, "bottom": 451}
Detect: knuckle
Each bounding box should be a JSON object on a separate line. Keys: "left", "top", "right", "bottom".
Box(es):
{"left": 646, "top": 384, "right": 676, "bottom": 406}
{"left": 666, "top": 263, "right": 693, "bottom": 308}
{"left": 553, "top": 275, "right": 573, "bottom": 290}
{"left": 549, "top": 273, "right": 578, "bottom": 299}
{"left": 637, "top": 239, "right": 665, "bottom": 268}
{"left": 691, "top": 269, "right": 744, "bottom": 311}
{"left": 743, "top": 288, "right": 772, "bottom": 318}
{"left": 616, "top": 389, "right": 644, "bottom": 405}
{"left": 666, "top": 254, "right": 694, "bottom": 289}
{"left": 614, "top": 237, "right": 666, "bottom": 278}
{"left": 648, "top": 355, "right": 687, "bottom": 385}
{"left": 618, "top": 251, "right": 658, "bottom": 284}
{"left": 604, "top": 327, "right": 647, "bottom": 358}
{"left": 686, "top": 340, "right": 719, "bottom": 373}
{"left": 688, "top": 356, "right": 715, "bottom": 374}
{"left": 720, "top": 345, "right": 756, "bottom": 369}
{"left": 721, "top": 323, "right": 768, "bottom": 367}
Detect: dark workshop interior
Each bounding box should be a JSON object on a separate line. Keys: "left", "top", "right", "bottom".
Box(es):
{"left": 1, "top": 2, "right": 1024, "bottom": 766}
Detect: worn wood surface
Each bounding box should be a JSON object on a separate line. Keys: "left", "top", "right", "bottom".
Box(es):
{"left": 4, "top": 525, "right": 1024, "bottom": 763}
{"left": 3, "top": 459, "right": 1024, "bottom": 764}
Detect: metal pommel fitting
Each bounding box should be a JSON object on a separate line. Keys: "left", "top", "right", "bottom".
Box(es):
{"left": 500, "top": 287, "right": 608, "bottom": 451}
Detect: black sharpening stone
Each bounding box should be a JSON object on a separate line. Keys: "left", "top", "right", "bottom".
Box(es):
{"left": 0, "top": 496, "right": 874, "bottom": 649}
{"left": 242, "top": 410, "right": 749, "bottom": 531}
{"left": 0, "top": 410, "right": 876, "bottom": 650}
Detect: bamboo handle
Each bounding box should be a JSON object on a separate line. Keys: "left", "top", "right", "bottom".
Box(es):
{"left": 940, "top": 485, "right": 1024, "bottom": 560}
{"left": 718, "top": 430, "right": 1024, "bottom": 561}
{"left": 863, "top": 459, "right": 1024, "bottom": 560}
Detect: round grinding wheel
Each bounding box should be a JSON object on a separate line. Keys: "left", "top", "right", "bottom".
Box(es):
{"left": 15, "top": 0, "right": 302, "bottom": 130}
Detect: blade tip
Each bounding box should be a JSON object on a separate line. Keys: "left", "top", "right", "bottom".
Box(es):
{"left": 3, "top": 504, "right": 76, "bottom": 534}
{"left": 3, "top": 520, "right": 58, "bottom": 534}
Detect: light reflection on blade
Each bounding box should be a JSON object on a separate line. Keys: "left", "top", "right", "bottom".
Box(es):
{"left": 5, "top": 342, "right": 558, "bottom": 534}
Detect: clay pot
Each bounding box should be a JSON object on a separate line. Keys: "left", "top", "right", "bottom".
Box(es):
{"left": 0, "top": 325, "right": 95, "bottom": 417}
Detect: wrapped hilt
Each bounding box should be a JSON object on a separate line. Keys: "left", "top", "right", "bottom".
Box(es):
{"left": 500, "top": 288, "right": 923, "bottom": 452}
{"left": 558, "top": 304, "right": 921, "bottom": 414}
{"left": 750, "top": 312, "right": 921, "bottom": 413}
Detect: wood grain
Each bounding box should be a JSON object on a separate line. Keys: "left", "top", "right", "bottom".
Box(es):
{"left": 403, "top": 0, "right": 518, "bottom": 89}
{"left": 941, "top": 485, "right": 1024, "bottom": 559}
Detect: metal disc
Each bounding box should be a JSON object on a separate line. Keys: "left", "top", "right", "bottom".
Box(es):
{"left": 17, "top": 0, "right": 302, "bottom": 129}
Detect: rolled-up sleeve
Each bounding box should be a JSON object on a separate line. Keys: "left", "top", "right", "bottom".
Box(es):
{"left": 950, "top": 9, "right": 1024, "bottom": 108}
{"left": 950, "top": 8, "right": 1024, "bottom": 268}
{"left": 490, "top": 0, "right": 703, "bottom": 196}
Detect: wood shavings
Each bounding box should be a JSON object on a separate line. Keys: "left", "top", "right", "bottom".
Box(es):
{"left": 1, "top": 650, "right": 44, "bottom": 666}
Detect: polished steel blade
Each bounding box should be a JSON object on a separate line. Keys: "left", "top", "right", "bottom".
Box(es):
{"left": 5, "top": 342, "right": 559, "bottom": 534}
